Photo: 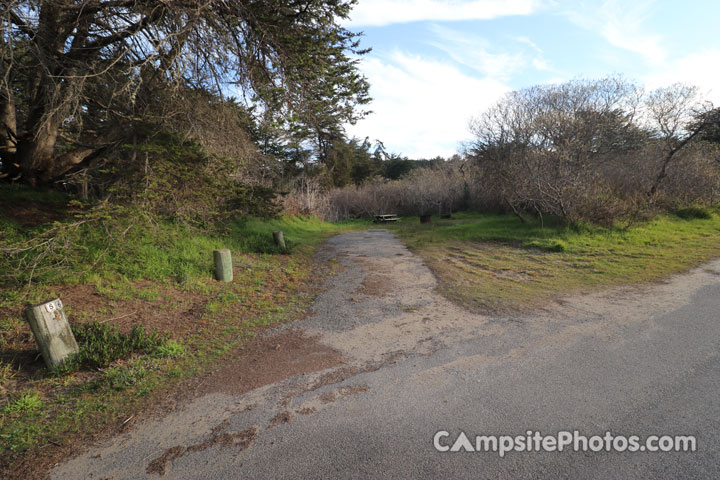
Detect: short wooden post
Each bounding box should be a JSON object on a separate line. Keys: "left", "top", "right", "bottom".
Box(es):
{"left": 24, "top": 298, "right": 79, "bottom": 369}
{"left": 273, "top": 231, "right": 286, "bottom": 250}
{"left": 213, "top": 249, "right": 233, "bottom": 282}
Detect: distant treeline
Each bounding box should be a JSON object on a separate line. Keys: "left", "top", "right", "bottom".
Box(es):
{"left": 315, "top": 77, "right": 720, "bottom": 225}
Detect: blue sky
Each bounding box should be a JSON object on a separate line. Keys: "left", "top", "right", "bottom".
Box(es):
{"left": 342, "top": 0, "right": 720, "bottom": 158}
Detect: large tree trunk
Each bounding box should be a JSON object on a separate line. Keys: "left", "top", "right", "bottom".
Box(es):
{"left": 11, "top": 2, "right": 73, "bottom": 185}
{"left": 0, "top": 87, "right": 17, "bottom": 157}
{"left": 16, "top": 114, "right": 64, "bottom": 186}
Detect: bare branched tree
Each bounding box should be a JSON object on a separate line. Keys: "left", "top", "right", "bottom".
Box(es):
{"left": 643, "top": 84, "right": 708, "bottom": 198}
{"left": 468, "top": 77, "right": 718, "bottom": 223}
{"left": 469, "top": 77, "right": 647, "bottom": 222}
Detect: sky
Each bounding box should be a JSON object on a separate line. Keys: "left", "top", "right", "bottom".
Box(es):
{"left": 341, "top": 0, "right": 720, "bottom": 158}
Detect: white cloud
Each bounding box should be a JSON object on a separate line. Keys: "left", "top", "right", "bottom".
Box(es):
{"left": 563, "top": 0, "right": 666, "bottom": 65}
{"left": 346, "top": 52, "right": 510, "bottom": 158}
{"left": 531, "top": 57, "right": 551, "bottom": 71}
{"left": 644, "top": 50, "right": 720, "bottom": 105}
{"left": 345, "top": 0, "right": 541, "bottom": 27}
{"left": 427, "top": 25, "right": 526, "bottom": 80}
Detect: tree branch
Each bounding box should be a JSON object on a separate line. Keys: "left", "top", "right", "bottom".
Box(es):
{"left": 7, "top": 8, "right": 37, "bottom": 39}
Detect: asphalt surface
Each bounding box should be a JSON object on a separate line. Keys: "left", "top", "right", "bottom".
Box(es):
{"left": 53, "top": 230, "right": 720, "bottom": 479}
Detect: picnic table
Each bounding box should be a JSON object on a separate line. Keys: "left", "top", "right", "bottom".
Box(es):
{"left": 374, "top": 214, "right": 399, "bottom": 223}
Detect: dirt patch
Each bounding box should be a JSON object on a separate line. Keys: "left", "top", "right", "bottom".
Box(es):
{"left": 146, "top": 426, "right": 258, "bottom": 476}
{"left": 353, "top": 256, "right": 391, "bottom": 272}
{"left": 0, "top": 199, "right": 68, "bottom": 227}
{"left": 296, "top": 407, "right": 316, "bottom": 415}
{"left": 446, "top": 253, "right": 531, "bottom": 282}
{"left": 267, "top": 411, "right": 293, "bottom": 429}
{"left": 319, "top": 392, "right": 336, "bottom": 404}
{"left": 0, "top": 282, "right": 208, "bottom": 383}
{"left": 146, "top": 445, "right": 186, "bottom": 476}
{"left": 339, "top": 384, "right": 370, "bottom": 396}
{"left": 282, "top": 351, "right": 404, "bottom": 408}
{"left": 356, "top": 273, "right": 393, "bottom": 297}
{"left": 175, "top": 329, "right": 344, "bottom": 399}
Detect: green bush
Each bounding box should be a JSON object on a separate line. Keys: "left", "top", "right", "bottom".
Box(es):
{"left": 154, "top": 340, "right": 185, "bottom": 358}
{"left": 675, "top": 205, "right": 713, "bottom": 220}
{"left": 102, "top": 365, "right": 147, "bottom": 391}
{"left": 58, "top": 322, "right": 168, "bottom": 373}
{"left": 2, "top": 391, "right": 43, "bottom": 415}
{"left": 522, "top": 240, "right": 567, "bottom": 252}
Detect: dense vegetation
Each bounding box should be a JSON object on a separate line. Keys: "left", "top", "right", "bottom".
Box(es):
{"left": 324, "top": 78, "right": 720, "bottom": 225}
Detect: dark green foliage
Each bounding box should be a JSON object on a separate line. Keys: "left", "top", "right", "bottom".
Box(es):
{"left": 382, "top": 157, "right": 433, "bottom": 180}
{"left": 112, "top": 131, "right": 280, "bottom": 224}
{"left": 675, "top": 206, "right": 713, "bottom": 220}
{"left": 57, "top": 323, "right": 166, "bottom": 373}
{"left": 693, "top": 108, "right": 720, "bottom": 144}
{"left": 522, "top": 240, "right": 568, "bottom": 252}
{"left": 225, "top": 186, "right": 281, "bottom": 219}
{"left": 318, "top": 137, "right": 445, "bottom": 186}
{"left": 2, "top": 1, "right": 370, "bottom": 186}
{"left": 321, "top": 136, "right": 384, "bottom": 187}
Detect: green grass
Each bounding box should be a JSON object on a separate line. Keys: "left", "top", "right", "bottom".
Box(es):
{"left": 56, "top": 322, "right": 169, "bottom": 373}
{"left": 384, "top": 211, "right": 720, "bottom": 313}
{"left": 0, "top": 362, "right": 17, "bottom": 385}
{"left": 0, "top": 186, "right": 361, "bottom": 472}
{"left": 1, "top": 207, "right": 358, "bottom": 300}
{"left": 2, "top": 392, "right": 43, "bottom": 415}
{"left": 0, "top": 182, "right": 360, "bottom": 291}
{"left": 153, "top": 340, "right": 184, "bottom": 358}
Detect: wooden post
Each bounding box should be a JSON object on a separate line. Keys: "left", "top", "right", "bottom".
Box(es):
{"left": 273, "top": 230, "right": 286, "bottom": 250}
{"left": 24, "top": 298, "right": 79, "bottom": 369}
{"left": 213, "top": 249, "right": 233, "bottom": 282}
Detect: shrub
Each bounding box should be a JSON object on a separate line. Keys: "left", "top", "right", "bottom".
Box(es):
{"left": 154, "top": 340, "right": 185, "bottom": 358}
{"left": 523, "top": 240, "right": 567, "bottom": 252}
{"left": 3, "top": 391, "right": 43, "bottom": 415}
{"left": 326, "top": 162, "right": 475, "bottom": 220}
{"left": 102, "top": 365, "right": 148, "bottom": 391}
{"left": 57, "top": 322, "right": 168, "bottom": 373}
{"left": 675, "top": 205, "right": 713, "bottom": 220}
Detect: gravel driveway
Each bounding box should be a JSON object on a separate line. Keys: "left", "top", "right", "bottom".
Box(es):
{"left": 53, "top": 229, "right": 720, "bottom": 479}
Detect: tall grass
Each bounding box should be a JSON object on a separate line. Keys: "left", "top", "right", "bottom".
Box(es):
{"left": 0, "top": 191, "right": 356, "bottom": 290}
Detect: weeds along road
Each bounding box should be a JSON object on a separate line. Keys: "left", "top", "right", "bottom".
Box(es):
{"left": 53, "top": 230, "right": 720, "bottom": 479}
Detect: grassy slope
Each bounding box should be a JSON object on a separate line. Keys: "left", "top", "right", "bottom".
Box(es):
{"left": 384, "top": 211, "right": 720, "bottom": 313}
{"left": 0, "top": 188, "right": 360, "bottom": 473}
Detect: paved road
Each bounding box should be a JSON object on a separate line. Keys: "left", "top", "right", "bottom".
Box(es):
{"left": 53, "top": 230, "right": 720, "bottom": 479}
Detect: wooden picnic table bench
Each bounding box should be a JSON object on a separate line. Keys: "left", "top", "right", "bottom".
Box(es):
{"left": 374, "top": 214, "right": 399, "bottom": 223}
